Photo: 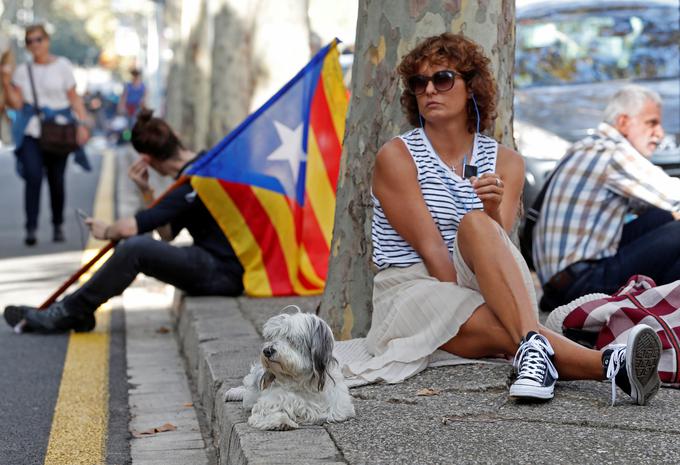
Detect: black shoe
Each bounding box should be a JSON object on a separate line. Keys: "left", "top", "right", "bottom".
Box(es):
{"left": 3, "top": 302, "right": 95, "bottom": 334}
{"left": 53, "top": 225, "right": 65, "bottom": 242}
{"left": 602, "top": 324, "right": 661, "bottom": 406}
{"left": 509, "top": 331, "right": 559, "bottom": 400}
{"left": 25, "top": 229, "right": 37, "bottom": 246}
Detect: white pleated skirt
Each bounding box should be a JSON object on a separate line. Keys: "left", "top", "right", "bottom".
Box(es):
{"left": 342, "top": 225, "right": 538, "bottom": 384}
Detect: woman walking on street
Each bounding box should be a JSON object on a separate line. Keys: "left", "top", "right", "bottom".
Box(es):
{"left": 1, "top": 24, "right": 90, "bottom": 245}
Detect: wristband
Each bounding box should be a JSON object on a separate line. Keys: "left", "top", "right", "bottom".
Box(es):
{"left": 142, "top": 189, "right": 154, "bottom": 203}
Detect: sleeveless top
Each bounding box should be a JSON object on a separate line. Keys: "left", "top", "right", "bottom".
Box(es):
{"left": 372, "top": 128, "right": 499, "bottom": 270}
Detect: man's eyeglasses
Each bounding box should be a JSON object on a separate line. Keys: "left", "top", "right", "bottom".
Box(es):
{"left": 407, "top": 70, "right": 460, "bottom": 95}
{"left": 26, "top": 36, "right": 45, "bottom": 46}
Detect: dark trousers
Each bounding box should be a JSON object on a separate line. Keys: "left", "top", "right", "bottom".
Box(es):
{"left": 18, "top": 136, "right": 68, "bottom": 231}
{"left": 541, "top": 207, "right": 680, "bottom": 310}
{"left": 63, "top": 236, "right": 244, "bottom": 314}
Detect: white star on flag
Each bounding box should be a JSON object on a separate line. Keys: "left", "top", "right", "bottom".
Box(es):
{"left": 267, "top": 121, "right": 306, "bottom": 186}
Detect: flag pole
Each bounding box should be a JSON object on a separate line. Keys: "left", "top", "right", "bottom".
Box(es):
{"left": 38, "top": 176, "right": 191, "bottom": 310}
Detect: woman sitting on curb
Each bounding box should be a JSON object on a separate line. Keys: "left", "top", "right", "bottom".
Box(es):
{"left": 343, "top": 33, "right": 662, "bottom": 405}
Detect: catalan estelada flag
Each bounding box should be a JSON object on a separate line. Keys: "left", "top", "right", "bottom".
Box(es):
{"left": 186, "top": 40, "right": 348, "bottom": 296}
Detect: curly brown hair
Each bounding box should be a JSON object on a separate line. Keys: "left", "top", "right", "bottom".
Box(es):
{"left": 397, "top": 33, "right": 497, "bottom": 133}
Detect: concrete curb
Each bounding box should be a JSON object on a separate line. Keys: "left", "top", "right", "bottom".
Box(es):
{"left": 173, "top": 296, "right": 345, "bottom": 465}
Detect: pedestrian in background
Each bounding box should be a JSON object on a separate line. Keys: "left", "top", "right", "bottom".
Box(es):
{"left": 118, "top": 68, "right": 146, "bottom": 128}
{"left": 0, "top": 24, "right": 90, "bottom": 246}
{"left": 4, "top": 109, "right": 244, "bottom": 334}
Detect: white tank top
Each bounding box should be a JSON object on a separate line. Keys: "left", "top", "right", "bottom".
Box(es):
{"left": 372, "top": 127, "right": 498, "bottom": 270}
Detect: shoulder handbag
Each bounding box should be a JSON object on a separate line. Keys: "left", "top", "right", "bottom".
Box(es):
{"left": 27, "top": 63, "right": 79, "bottom": 157}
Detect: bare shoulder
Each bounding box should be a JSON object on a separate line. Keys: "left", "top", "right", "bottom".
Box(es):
{"left": 373, "top": 136, "right": 418, "bottom": 194}
{"left": 496, "top": 144, "right": 525, "bottom": 176}
{"left": 376, "top": 137, "right": 411, "bottom": 163}
{"left": 374, "top": 137, "right": 415, "bottom": 176}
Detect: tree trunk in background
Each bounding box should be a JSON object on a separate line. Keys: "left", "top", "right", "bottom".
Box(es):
{"left": 248, "top": 0, "right": 310, "bottom": 111}
{"left": 164, "top": 0, "right": 185, "bottom": 130}
{"left": 179, "top": 0, "right": 213, "bottom": 151}
{"left": 167, "top": 0, "right": 310, "bottom": 149}
{"left": 319, "top": 0, "right": 516, "bottom": 339}
{"left": 207, "top": 0, "right": 257, "bottom": 147}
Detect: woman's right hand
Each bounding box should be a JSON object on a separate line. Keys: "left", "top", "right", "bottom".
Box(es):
{"left": 128, "top": 158, "right": 151, "bottom": 193}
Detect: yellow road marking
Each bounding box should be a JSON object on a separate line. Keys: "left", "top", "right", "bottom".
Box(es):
{"left": 44, "top": 149, "right": 116, "bottom": 465}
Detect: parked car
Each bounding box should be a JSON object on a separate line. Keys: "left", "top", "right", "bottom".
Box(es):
{"left": 514, "top": 0, "right": 680, "bottom": 212}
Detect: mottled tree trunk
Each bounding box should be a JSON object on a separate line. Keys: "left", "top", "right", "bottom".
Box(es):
{"left": 207, "top": 0, "right": 310, "bottom": 147}
{"left": 163, "top": 0, "right": 185, "bottom": 130}
{"left": 319, "top": 0, "right": 516, "bottom": 339}
{"left": 179, "top": 0, "right": 213, "bottom": 151}
{"left": 166, "top": 0, "right": 311, "bottom": 149}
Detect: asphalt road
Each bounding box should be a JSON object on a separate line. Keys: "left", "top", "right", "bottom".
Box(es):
{"left": 0, "top": 141, "right": 125, "bottom": 465}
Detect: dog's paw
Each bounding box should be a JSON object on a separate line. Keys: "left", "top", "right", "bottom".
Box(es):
{"left": 270, "top": 422, "right": 296, "bottom": 431}
{"left": 224, "top": 386, "right": 246, "bottom": 402}
{"left": 248, "top": 411, "right": 299, "bottom": 431}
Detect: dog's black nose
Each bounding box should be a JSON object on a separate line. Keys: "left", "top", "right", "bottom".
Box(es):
{"left": 263, "top": 347, "right": 276, "bottom": 358}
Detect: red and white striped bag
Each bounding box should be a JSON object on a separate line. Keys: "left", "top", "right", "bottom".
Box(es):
{"left": 546, "top": 275, "right": 680, "bottom": 387}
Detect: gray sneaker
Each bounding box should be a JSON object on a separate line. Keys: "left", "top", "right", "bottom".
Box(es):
{"left": 602, "top": 324, "right": 662, "bottom": 406}
{"left": 4, "top": 302, "right": 95, "bottom": 334}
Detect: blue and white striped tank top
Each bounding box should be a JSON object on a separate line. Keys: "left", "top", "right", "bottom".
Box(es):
{"left": 372, "top": 128, "right": 498, "bottom": 270}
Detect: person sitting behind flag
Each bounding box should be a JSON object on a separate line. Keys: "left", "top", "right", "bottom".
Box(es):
{"left": 534, "top": 85, "right": 679, "bottom": 312}
{"left": 3, "top": 109, "right": 244, "bottom": 333}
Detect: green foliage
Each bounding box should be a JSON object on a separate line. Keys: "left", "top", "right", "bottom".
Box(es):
{"left": 46, "top": 8, "right": 100, "bottom": 66}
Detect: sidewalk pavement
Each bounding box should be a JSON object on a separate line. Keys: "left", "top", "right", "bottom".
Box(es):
{"left": 113, "top": 142, "right": 680, "bottom": 463}
{"left": 171, "top": 294, "right": 680, "bottom": 465}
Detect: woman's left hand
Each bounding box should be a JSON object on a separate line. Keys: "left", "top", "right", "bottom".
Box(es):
{"left": 76, "top": 125, "right": 90, "bottom": 146}
{"left": 471, "top": 172, "right": 504, "bottom": 217}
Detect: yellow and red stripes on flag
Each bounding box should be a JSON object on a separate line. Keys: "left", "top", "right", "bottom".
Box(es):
{"left": 192, "top": 43, "right": 348, "bottom": 296}
{"left": 300, "top": 43, "right": 347, "bottom": 287}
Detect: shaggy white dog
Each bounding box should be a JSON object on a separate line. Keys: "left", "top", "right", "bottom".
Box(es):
{"left": 241, "top": 310, "right": 355, "bottom": 430}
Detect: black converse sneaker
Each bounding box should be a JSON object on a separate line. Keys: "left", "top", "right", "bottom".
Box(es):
{"left": 509, "top": 331, "right": 559, "bottom": 400}
{"left": 3, "top": 302, "right": 95, "bottom": 334}
{"left": 602, "top": 324, "right": 661, "bottom": 406}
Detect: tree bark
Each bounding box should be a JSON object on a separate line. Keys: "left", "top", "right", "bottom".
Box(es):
{"left": 206, "top": 0, "right": 310, "bottom": 147}
{"left": 165, "top": 0, "right": 311, "bottom": 149}
{"left": 319, "top": 0, "right": 516, "bottom": 339}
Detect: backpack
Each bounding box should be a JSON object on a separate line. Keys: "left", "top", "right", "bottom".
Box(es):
{"left": 519, "top": 153, "right": 574, "bottom": 270}
{"left": 546, "top": 275, "right": 680, "bottom": 387}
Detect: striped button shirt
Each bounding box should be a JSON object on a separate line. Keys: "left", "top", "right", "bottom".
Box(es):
{"left": 372, "top": 128, "right": 498, "bottom": 270}
{"left": 534, "top": 123, "right": 680, "bottom": 285}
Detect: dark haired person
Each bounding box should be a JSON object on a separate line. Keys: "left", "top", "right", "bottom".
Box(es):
{"left": 0, "top": 24, "right": 90, "bottom": 245}
{"left": 343, "top": 33, "right": 662, "bottom": 406}
{"left": 4, "top": 110, "right": 244, "bottom": 333}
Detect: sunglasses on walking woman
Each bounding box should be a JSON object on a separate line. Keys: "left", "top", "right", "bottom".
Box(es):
{"left": 407, "top": 70, "right": 461, "bottom": 95}
{"left": 25, "top": 36, "right": 46, "bottom": 46}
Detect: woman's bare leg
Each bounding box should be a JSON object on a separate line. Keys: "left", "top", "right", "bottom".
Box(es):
{"left": 449, "top": 211, "right": 605, "bottom": 381}
{"left": 456, "top": 211, "right": 539, "bottom": 343}
{"left": 441, "top": 304, "right": 605, "bottom": 381}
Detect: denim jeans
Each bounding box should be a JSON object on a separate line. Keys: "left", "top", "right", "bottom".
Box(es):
{"left": 18, "top": 136, "right": 68, "bottom": 231}
{"left": 63, "top": 235, "right": 244, "bottom": 314}
{"left": 542, "top": 207, "right": 680, "bottom": 310}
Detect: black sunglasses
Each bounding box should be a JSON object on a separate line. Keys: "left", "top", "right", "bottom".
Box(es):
{"left": 26, "top": 36, "right": 45, "bottom": 46}
{"left": 407, "top": 70, "right": 460, "bottom": 95}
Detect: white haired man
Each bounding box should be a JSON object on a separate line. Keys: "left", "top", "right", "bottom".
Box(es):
{"left": 534, "top": 84, "right": 679, "bottom": 312}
